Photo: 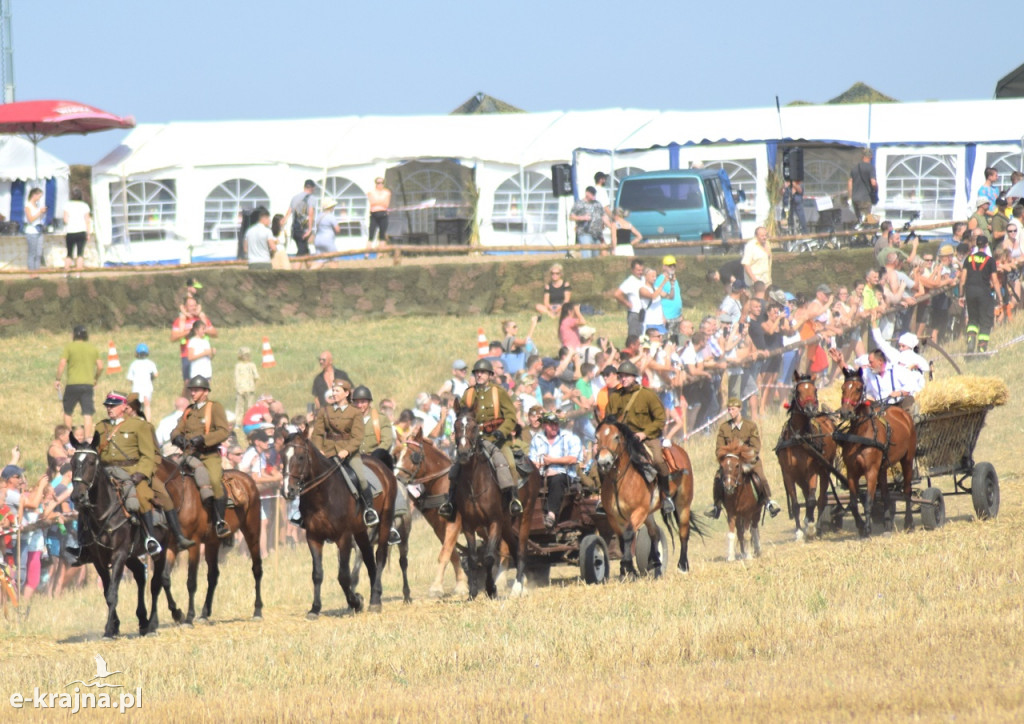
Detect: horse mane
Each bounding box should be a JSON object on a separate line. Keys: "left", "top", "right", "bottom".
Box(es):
{"left": 718, "top": 438, "right": 755, "bottom": 464}
{"left": 602, "top": 415, "right": 648, "bottom": 461}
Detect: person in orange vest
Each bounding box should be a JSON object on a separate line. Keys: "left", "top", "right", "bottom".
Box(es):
{"left": 594, "top": 365, "right": 619, "bottom": 421}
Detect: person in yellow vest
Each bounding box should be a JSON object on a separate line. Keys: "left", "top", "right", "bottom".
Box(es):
{"left": 310, "top": 380, "right": 379, "bottom": 527}
{"left": 705, "top": 397, "right": 781, "bottom": 519}
{"left": 171, "top": 375, "right": 232, "bottom": 538}
{"left": 439, "top": 358, "right": 527, "bottom": 521}
{"left": 351, "top": 384, "right": 401, "bottom": 545}
{"left": 605, "top": 360, "right": 674, "bottom": 513}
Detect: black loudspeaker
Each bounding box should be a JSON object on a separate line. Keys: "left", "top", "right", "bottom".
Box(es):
{"left": 551, "top": 164, "right": 573, "bottom": 197}
{"left": 783, "top": 147, "right": 804, "bottom": 182}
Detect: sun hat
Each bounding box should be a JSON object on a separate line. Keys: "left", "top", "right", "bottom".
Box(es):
{"left": 321, "top": 197, "right": 338, "bottom": 211}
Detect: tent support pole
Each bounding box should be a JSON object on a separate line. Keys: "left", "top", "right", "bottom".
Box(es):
{"left": 519, "top": 164, "right": 526, "bottom": 248}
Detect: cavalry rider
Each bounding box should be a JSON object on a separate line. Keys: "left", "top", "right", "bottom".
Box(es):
{"left": 606, "top": 360, "right": 675, "bottom": 513}
{"left": 171, "top": 375, "right": 232, "bottom": 539}
{"left": 68, "top": 391, "right": 193, "bottom": 565}
{"left": 352, "top": 385, "right": 395, "bottom": 458}
{"left": 706, "top": 397, "right": 782, "bottom": 519}
{"left": 959, "top": 234, "right": 1002, "bottom": 353}
{"left": 310, "top": 379, "right": 379, "bottom": 527}
{"left": 438, "top": 358, "right": 527, "bottom": 521}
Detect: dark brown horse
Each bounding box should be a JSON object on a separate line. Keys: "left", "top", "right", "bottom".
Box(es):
{"left": 594, "top": 419, "right": 701, "bottom": 575}
{"left": 451, "top": 407, "right": 540, "bottom": 598}
{"left": 775, "top": 372, "right": 838, "bottom": 540}
{"left": 836, "top": 367, "right": 918, "bottom": 537}
{"left": 717, "top": 439, "right": 763, "bottom": 560}
{"left": 69, "top": 435, "right": 170, "bottom": 638}
{"left": 281, "top": 433, "right": 397, "bottom": 616}
{"left": 392, "top": 428, "right": 469, "bottom": 598}
{"left": 155, "top": 457, "right": 263, "bottom": 624}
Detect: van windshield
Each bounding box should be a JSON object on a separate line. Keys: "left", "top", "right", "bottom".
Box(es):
{"left": 618, "top": 177, "right": 703, "bottom": 212}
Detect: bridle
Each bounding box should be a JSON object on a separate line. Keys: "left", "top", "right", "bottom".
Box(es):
{"left": 791, "top": 380, "right": 819, "bottom": 416}
{"left": 281, "top": 437, "right": 335, "bottom": 500}
{"left": 453, "top": 412, "right": 482, "bottom": 463}
{"left": 393, "top": 439, "right": 450, "bottom": 487}
{"left": 69, "top": 446, "right": 132, "bottom": 549}
{"left": 719, "top": 452, "right": 747, "bottom": 496}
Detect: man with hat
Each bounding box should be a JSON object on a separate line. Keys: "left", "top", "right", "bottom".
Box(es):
{"left": 171, "top": 375, "right": 232, "bottom": 538}
{"left": 656, "top": 255, "right": 683, "bottom": 334}
{"left": 968, "top": 197, "right": 992, "bottom": 240}
{"left": 439, "top": 358, "right": 526, "bottom": 521}
{"left": 606, "top": 360, "right": 674, "bottom": 513}
{"left": 438, "top": 359, "right": 469, "bottom": 398}
{"left": 706, "top": 398, "right": 781, "bottom": 519}
{"left": 529, "top": 411, "right": 583, "bottom": 528}
{"left": 959, "top": 235, "right": 1002, "bottom": 353}
{"left": 311, "top": 379, "right": 379, "bottom": 527}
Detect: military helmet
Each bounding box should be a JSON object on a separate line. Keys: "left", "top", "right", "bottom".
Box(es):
{"left": 351, "top": 385, "right": 373, "bottom": 401}
{"left": 617, "top": 361, "right": 641, "bottom": 377}
{"left": 186, "top": 375, "right": 211, "bottom": 390}
{"left": 472, "top": 359, "right": 494, "bottom": 374}
{"left": 540, "top": 411, "right": 560, "bottom": 425}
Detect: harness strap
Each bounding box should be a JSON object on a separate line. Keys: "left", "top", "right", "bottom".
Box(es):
{"left": 97, "top": 420, "right": 126, "bottom": 455}
{"left": 371, "top": 409, "right": 381, "bottom": 445}
{"left": 183, "top": 404, "right": 213, "bottom": 435}
{"left": 622, "top": 389, "right": 642, "bottom": 414}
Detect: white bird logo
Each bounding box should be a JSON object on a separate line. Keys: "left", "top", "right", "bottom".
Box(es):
{"left": 65, "top": 655, "right": 124, "bottom": 688}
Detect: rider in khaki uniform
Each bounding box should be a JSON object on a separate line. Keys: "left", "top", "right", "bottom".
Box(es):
{"left": 706, "top": 397, "right": 781, "bottom": 519}
{"left": 171, "top": 375, "right": 232, "bottom": 538}
{"left": 311, "top": 380, "right": 379, "bottom": 527}
{"left": 439, "top": 358, "right": 527, "bottom": 521}
{"left": 606, "top": 360, "right": 674, "bottom": 513}
{"left": 351, "top": 384, "right": 401, "bottom": 544}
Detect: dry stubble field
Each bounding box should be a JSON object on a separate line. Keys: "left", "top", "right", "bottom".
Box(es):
{"left": 1, "top": 312, "right": 1023, "bottom": 722}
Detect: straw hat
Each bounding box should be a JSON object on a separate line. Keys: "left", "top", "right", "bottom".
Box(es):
{"left": 321, "top": 197, "right": 338, "bottom": 211}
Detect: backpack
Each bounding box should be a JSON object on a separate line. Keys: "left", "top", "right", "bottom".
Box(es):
{"left": 292, "top": 194, "right": 311, "bottom": 233}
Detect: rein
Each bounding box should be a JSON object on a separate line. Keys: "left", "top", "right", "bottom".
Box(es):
{"left": 394, "top": 441, "right": 452, "bottom": 487}
{"left": 283, "top": 444, "right": 341, "bottom": 499}
{"left": 71, "top": 449, "right": 134, "bottom": 552}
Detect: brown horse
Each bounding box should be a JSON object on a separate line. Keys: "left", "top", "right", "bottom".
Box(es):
{"left": 717, "top": 440, "right": 763, "bottom": 560}
{"left": 392, "top": 429, "right": 469, "bottom": 598}
{"left": 836, "top": 367, "right": 918, "bottom": 537}
{"left": 155, "top": 457, "right": 263, "bottom": 624}
{"left": 451, "top": 407, "right": 541, "bottom": 598}
{"left": 281, "top": 433, "right": 397, "bottom": 616}
{"left": 775, "top": 372, "right": 838, "bottom": 540}
{"left": 69, "top": 436, "right": 171, "bottom": 638}
{"left": 594, "top": 419, "right": 701, "bottom": 576}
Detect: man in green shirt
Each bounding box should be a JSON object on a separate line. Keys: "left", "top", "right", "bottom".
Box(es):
{"left": 55, "top": 325, "right": 103, "bottom": 439}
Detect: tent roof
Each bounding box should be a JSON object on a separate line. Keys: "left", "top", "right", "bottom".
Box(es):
{"left": 0, "top": 136, "right": 70, "bottom": 181}
{"left": 92, "top": 98, "right": 1024, "bottom": 178}
{"left": 450, "top": 92, "right": 525, "bottom": 115}
{"left": 996, "top": 62, "right": 1024, "bottom": 99}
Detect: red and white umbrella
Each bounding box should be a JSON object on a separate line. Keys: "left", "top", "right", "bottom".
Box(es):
{"left": 0, "top": 99, "right": 135, "bottom": 177}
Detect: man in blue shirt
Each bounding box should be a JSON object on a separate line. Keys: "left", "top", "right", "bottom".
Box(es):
{"left": 529, "top": 412, "right": 583, "bottom": 528}
{"left": 655, "top": 255, "right": 683, "bottom": 335}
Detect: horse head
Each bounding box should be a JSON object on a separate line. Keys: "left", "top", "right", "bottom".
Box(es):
{"left": 453, "top": 408, "right": 479, "bottom": 464}
{"left": 717, "top": 440, "right": 755, "bottom": 496}
{"left": 594, "top": 418, "right": 627, "bottom": 474}
{"left": 840, "top": 367, "right": 866, "bottom": 420}
{"left": 791, "top": 372, "right": 819, "bottom": 416}
{"left": 281, "top": 432, "right": 312, "bottom": 500}
{"left": 393, "top": 427, "right": 426, "bottom": 484}
{"left": 68, "top": 431, "right": 101, "bottom": 509}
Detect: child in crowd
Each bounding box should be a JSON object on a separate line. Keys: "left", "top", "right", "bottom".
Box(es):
{"left": 126, "top": 343, "right": 158, "bottom": 420}
{"left": 234, "top": 347, "right": 260, "bottom": 428}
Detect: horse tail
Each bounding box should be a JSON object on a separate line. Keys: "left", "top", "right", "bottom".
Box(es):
{"left": 660, "top": 506, "right": 678, "bottom": 555}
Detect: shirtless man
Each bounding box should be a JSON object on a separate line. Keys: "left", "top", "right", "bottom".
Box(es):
{"left": 367, "top": 177, "right": 391, "bottom": 254}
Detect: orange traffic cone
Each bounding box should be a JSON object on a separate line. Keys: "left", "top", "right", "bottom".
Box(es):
{"left": 106, "top": 341, "right": 122, "bottom": 374}
{"left": 261, "top": 336, "right": 276, "bottom": 368}
{"left": 476, "top": 328, "right": 488, "bottom": 358}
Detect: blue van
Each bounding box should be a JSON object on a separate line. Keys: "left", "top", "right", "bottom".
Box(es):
{"left": 614, "top": 169, "right": 742, "bottom": 246}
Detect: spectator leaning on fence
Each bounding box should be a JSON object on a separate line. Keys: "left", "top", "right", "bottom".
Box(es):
{"left": 741, "top": 226, "right": 773, "bottom": 287}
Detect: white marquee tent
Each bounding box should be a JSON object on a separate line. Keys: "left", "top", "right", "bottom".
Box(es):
{"left": 91, "top": 99, "right": 1024, "bottom": 264}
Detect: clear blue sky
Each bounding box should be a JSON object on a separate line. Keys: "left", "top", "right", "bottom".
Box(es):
{"left": 9, "top": 0, "right": 1015, "bottom": 165}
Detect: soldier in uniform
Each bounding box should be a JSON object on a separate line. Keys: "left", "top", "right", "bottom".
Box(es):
{"left": 606, "top": 360, "right": 674, "bottom": 513}
{"left": 68, "top": 391, "right": 194, "bottom": 566}
{"left": 352, "top": 385, "right": 395, "bottom": 459}
{"left": 439, "top": 358, "right": 528, "bottom": 521}
{"left": 706, "top": 397, "right": 781, "bottom": 519}
{"left": 171, "top": 375, "right": 232, "bottom": 538}
{"left": 310, "top": 380, "right": 379, "bottom": 527}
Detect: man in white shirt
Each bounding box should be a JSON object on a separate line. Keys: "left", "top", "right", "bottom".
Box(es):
{"left": 613, "top": 258, "right": 652, "bottom": 339}
{"left": 438, "top": 359, "right": 469, "bottom": 398}
{"left": 243, "top": 207, "right": 276, "bottom": 270}
{"left": 528, "top": 412, "right": 583, "bottom": 528}
{"left": 741, "top": 226, "right": 772, "bottom": 286}
{"left": 861, "top": 349, "right": 920, "bottom": 411}
{"left": 155, "top": 396, "right": 189, "bottom": 453}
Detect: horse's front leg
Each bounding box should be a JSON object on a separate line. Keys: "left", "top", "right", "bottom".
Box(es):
{"left": 750, "top": 515, "right": 761, "bottom": 558}
{"left": 126, "top": 555, "right": 149, "bottom": 635}
{"left": 199, "top": 541, "right": 221, "bottom": 621}
{"left": 353, "top": 530, "right": 377, "bottom": 612}
{"left": 161, "top": 549, "right": 183, "bottom": 624}
{"left": 726, "top": 511, "right": 738, "bottom": 562}
{"left": 643, "top": 516, "right": 663, "bottom": 578}
{"left": 307, "top": 537, "right": 325, "bottom": 619}
{"left": 104, "top": 553, "right": 127, "bottom": 639}
{"left": 619, "top": 524, "right": 637, "bottom": 579}
{"left": 880, "top": 467, "right": 894, "bottom": 534}
{"left": 185, "top": 544, "right": 201, "bottom": 624}
{"left": 900, "top": 457, "right": 915, "bottom": 532}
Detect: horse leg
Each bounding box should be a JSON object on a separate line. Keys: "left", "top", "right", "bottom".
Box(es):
{"left": 783, "top": 470, "right": 802, "bottom": 540}
{"left": 397, "top": 516, "right": 411, "bottom": 604}
{"left": 862, "top": 462, "right": 877, "bottom": 538}
{"left": 367, "top": 524, "right": 388, "bottom": 613}
{"left": 161, "top": 549, "right": 184, "bottom": 624}
{"left": 804, "top": 474, "right": 818, "bottom": 539}
{"left": 240, "top": 503, "right": 264, "bottom": 619}
{"left": 726, "top": 512, "right": 738, "bottom": 562}
{"left": 644, "top": 517, "right": 663, "bottom": 578}
{"left": 463, "top": 533, "right": 480, "bottom": 600}
{"left": 751, "top": 513, "right": 762, "bottom": 558}
{"left": 352, "top": 531, "right": 377, "bottom": 612}
{"left": 815, "top": 468, "right": 831, "bottom": 537}
{"left": 306, "top": 537, "right": 325, "bottom": 619}
{"left": 336, "top": 534, "right": 363, "bottom": 613}
{"left": 880, "top": 467, "right": 894, "bottom": 534}
{"left": 620, "top": 524, "right": 637, "bottom": 579}
{"left": 901, "top": 456, "right": 915, "bottom": 532}
{"left": 126, "top": 556, "right": 149, "bottom": 635}
{"left": 145, "top": 554, "right": 165, "bottom": 635}
{"left": 676, "top": 501, "right": 692, "bottom": 573}
{"left": 103, "top": 554, "right": 126, "bottom": 638}
{"left": 185, "top": 545, "right": 200, "bottom": 625}
{"left": 199, "top": 542, "right": 220, "bottom": 621}
{"left": 483, "top": 522, "right": 502, "bottom": 599}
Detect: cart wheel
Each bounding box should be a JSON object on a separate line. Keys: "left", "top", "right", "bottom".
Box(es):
{"left": 579, "top": 535, "right": 609, "bottom": 585}
{"left": 920, "top": 487, "right": 946, "bottom": 530}
{"left": 634, "top": 527, "right": 665, "bottom": 577}
{"left": 971, "top": 463, "right": 1000, "bottom": 520}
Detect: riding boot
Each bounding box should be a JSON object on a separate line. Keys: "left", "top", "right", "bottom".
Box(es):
{"left": 65, "top": 538, "right": 92, "bottom": 567}
{"left": 165, "top": 509, "right": 196, "bottom": 549}
{"left": 140, "top": 512, "right": 163, "bottom": 556}
{"left": 438, "top": 463, "right": 460, "bottom": 522}
{"left": 658, "top": 474, "right": 675, "bottom": 514}
{"left": 752, "top": 473, "right": 782, "bottom": 518}
{"left": 212, "top": 496, "right": 231, "bottom": 539}
{"left": 359, "top": 484, "right": 380, "bottom": 527}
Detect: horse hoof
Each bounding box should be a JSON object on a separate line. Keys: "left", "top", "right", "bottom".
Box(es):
{"left": 368, "top": 604, "right": 382, "bottom": 614}
{"left": 196, "top": 616, "right": 210, "bottom": 625}
{"left": 144, "top": 629, "right": 159, "bottom": 637}
{"left": 306, "top": 612, "right": 319, "bottom": 621}
{"left": 510, "top": 581, "right": 524, "bottom": 598}
{"left": 454, "top": 581, "right": 470, "bottom": 598}
{"left": 171, "top": 610, "right": 184, "bottom": 624}
{"left": 252, "top": 614, "right": 263, "bottom": 622}
{"left": 795, "top": 529, "right": 805, "bottom": 542}
{"left": 428, "top": 584, "right": 444, "bottom": 599}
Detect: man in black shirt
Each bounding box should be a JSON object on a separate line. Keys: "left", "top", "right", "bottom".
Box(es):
{"left": 706, "top": 258, "right": 745, "bottom": 290}
{"left": 848, "top": 149, "right": 878, "bottom": 221}
{"left": 958, "top": 236, "right": 1002, "bottom": 353}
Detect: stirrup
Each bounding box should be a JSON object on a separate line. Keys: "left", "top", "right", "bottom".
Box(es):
{"left": 767, "top": 499, "right": 782, "bottom": 518}
{"left": 144, "top": 536, "right": 162, "bottom": 556}
{"left": 661, "top": 494, "right": 675, "bottom": 514}
{"left": 438, "top": 499, "right": 456, "bottom": 522}
{"left": 215, "top": 521, "right": 231, "bottom": 539}
{"left": 363, "top": 508, "right": 380, "bottom": 527}
{"left": 387, "top": 527, "right": 402, "bottom": 545}
{"left": 509, "top": 497, "right": 523, "bottom": 516}
{"left": 704, "top": 504, "right": 721, "bottom": 519}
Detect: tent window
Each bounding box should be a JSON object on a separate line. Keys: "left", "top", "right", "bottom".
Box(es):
{"left": 203, "top": 178, "right": 271, "bottom": 241}
{"left": 703, "top": 160, "right": 756, "bottom": 218}
{"left": 803, "top": 159, "right": 849, "bottom": 198}
{"left": 323, "top": 176, "right": 367, "bottom": 237}
{"left": 885, "top": 154, "right": 956, "bottom": 218}
{"left": 492, "top": 171, "right": 558, "bottom": 233}
{"left": 108, "top": 180, "right": 177, "bottom": 245}
{"left": 985, "top": 151, "right": 1023, "bottom": 189}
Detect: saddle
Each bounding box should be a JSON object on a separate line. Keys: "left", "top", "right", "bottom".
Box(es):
{"left": 335, "top": 456, "right": 384, "bottom": 500}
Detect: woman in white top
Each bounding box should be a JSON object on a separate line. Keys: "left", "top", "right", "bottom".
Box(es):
{"left": 63, "top": 187, "right": 92, "bottom": 274}
{"left": 186, "top": 319, "right": 214, "bottom": 379}
{"left": 24, "top": 187, "right": 46, "bottom": 275}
